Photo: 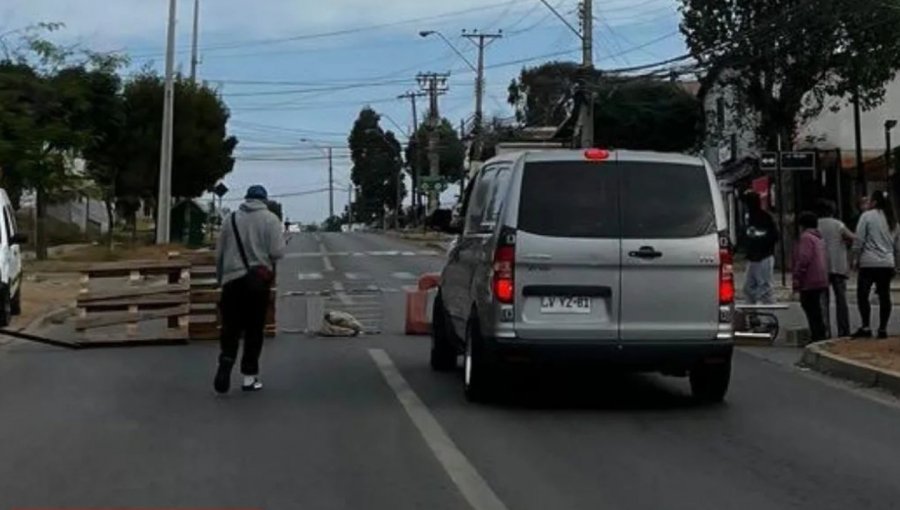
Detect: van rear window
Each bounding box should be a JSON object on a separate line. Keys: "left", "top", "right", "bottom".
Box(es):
{"left": 620, "top": 162, "right": 716, "bottom": 239}
{"left": 519, "top": 162, "right": 619, "bottom": 238}
{"left": 518, "top": 160, "right": 716, "bottom": 239}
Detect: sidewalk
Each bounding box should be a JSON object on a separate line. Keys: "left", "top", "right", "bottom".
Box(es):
{"left": 734, "top": 262, "right": 900, "bottom": 302}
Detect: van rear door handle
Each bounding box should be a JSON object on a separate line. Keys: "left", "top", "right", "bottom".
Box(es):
{"left": 628, "top": 246, "right": 663, "bottom": 259}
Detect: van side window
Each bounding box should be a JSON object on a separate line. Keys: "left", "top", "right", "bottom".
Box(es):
{"left": 482, "top": 165, "right": 511, "bottom": 226}
{"left": 464, "top": 167, "right": 497, "bottom": 234}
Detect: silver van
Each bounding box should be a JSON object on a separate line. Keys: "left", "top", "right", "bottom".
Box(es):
{"left": 431, "top": 149, "right": 735, "bottom": 402}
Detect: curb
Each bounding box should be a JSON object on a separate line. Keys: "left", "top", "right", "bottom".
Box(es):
{"left": 801, "top": 340, "right": 900, "bottom": 395}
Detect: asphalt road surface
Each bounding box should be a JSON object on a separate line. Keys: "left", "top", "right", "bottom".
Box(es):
{"left": 3, "top": 232, "right": 900, "bottom": 509}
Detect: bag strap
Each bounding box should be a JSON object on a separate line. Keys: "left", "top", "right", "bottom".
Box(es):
{"left": 230, "top": 213, "right": 251, "bottom": 272}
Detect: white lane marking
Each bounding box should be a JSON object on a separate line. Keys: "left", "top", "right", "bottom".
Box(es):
{"left": 319, "top": 243, "right": 335, "bottom": 272}
{"left": 402, "top": 285, "right": 418, "bottom": 292}
{"left": 392, "top": 271, "right": 417, "bottom": 280}
{"left": 332, "top": 281, "right": 352, "bottom": 305}
{"left": 314, "top": 234, "right": 322, "bottom": 243}
{"left": 287, "top": 250, "right": 438, "bottom": 259}
{"left": 345, "top": 272, "right": 372, "bottom": 281}
{"left": 401, "top": 251, "right": 416, "bottom": 256}
{"left": 297, "top": 272, "right": 324, "bottom": 281}
{"left": 368, "top": 349, "right": 509, "bottom": 510}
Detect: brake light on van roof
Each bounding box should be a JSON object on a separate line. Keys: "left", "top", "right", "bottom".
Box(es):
{"left": 584, "top": 148, "right": 610, "bottom": 161}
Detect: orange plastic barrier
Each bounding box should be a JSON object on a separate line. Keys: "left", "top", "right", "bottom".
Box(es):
{"left": 418, "top": 273, "right": 441, "bottom": 291}
{"left": 405, "top": 290, "right": 430, "bottom": 335}
{"left": 405, "top": 273, "right": 441, "bottom": 335}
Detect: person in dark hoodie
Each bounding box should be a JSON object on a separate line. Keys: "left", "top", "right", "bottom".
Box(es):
{"left": 214, "top": 185, "right": 286, "bottom": 394}
{"left": 792, "top": 211, "right": 829, "bottom": 344}
{"left": 741, "top": 190, "right": 780, "bottom": 304}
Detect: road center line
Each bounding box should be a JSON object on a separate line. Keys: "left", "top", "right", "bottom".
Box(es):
{"left": 368, "top": 349, "right": 509, "bottom": 510}
{"left": 318, "top": 242, "right": 335, "bottom": 272}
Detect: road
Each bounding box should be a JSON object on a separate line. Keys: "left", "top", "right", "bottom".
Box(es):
{"left": 3, "top": 232, "right": 900, "bottom": 509}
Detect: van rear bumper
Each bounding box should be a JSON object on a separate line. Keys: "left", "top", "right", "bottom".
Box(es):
{"left": 486, "top": 337, "right": 733, "bottom": 372}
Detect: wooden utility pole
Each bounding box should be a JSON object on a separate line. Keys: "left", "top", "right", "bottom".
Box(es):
{"left": 578, "top": 0, "right": 594, "bottom": 148}
{"left": 416, "top": 72, "right": 449, "bottom": 212}
{"left": 398, "top": 91, "right": 427, "bottom": 220}
{"left": 462, "top": 30, "right": 502, "bottom": 162}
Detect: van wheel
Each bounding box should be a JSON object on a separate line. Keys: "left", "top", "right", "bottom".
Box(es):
{"left": 689, "top": 361, "right": 731, "bottom": 403}
{"left": 464, "top": 315, "right": 496, "bottom": 402}
{"left": 430, "top": 293, "right": 458, "bottom": 372}
{"left": 10, "top": 288, "right": 21, "bottom": 316}
{"left": 0, "top": 287, "right": 12, "bottom": 328}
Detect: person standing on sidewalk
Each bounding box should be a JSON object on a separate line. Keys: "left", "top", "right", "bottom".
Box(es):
{"left": 741, "top": 190, "right": 780, "bottom": 304}
{"left": 817, "top": 200, "right": 856, "bottom": 337}
{"left": 214, "top": 185, "right": 285, "bottom": 394}
{"left": 852, "top": 190, "right": 898, "bottom": 339}
{"left": 793, "top": 212, "right": 829, "bottom": 344}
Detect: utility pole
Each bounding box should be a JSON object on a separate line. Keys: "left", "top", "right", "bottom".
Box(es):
{"left": 462, "top": 30, "right": 502, "bottom": 163}
{"left": 776, "top": 134, "right": 787, "bottom": 287}
{"left": 398, "top": 91, "right": 426, "bottom": 221}
{"left": 853, "top": 87, "right": 865, "bottom": 200}
{"left": 156, "top": 0, "right": 177, "bottom": 244}
{"left": 578, "top": 0, "right": 594, "bottom": 148}
{"left": 327, "top": 147, "right": 334, "bottom": 219}
{"left": 348, "top": 183, "right": 354, "bottom": 230}
{"left": 190, "top": 0, "right": 200, "bottom": 83}
{"left": 417, "top": 72, "right": 449, "bottom": 213}
{"left": 460, "top": 118, "right": 467, "bottom": 196}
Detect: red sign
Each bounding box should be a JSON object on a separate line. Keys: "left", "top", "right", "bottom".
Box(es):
{"left": 751, "top": 176, "right": 771, "bottom": 210}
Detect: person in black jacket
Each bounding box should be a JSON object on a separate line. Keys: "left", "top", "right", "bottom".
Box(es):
{"left": 741, "top": 190, "right": 780, "bottom": 304}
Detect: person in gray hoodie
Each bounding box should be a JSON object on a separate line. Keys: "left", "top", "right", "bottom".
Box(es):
{"left": 214, "top": 185, "right": 286, "bottom": 394}
{"left": 852, "top": 190, "right": 898, "bottom": 339}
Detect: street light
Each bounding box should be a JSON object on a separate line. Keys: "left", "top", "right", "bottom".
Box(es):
{"left": 419, "top": 31, "right": 476, "bottom": 72}
{"left": 300, "top": 138, "right": 334, "bottom": 220}
{"left": 886, "top": 120, "right": 898, "bottom": 201}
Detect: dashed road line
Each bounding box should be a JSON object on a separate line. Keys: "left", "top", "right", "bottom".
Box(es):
{"left": 332, "top": 281, "right": 353, "bottom": 305}
{"left": 297, "top": 272, "right": 324, "bottom": 281}
{"left": 368, "top": 349, "right": 509, "bottom": 510}
{"left": 319, "top": 243, "right": 335, "bottom": 272}
{"left": 345, "top": 272, "right": 372, "bottom": 281}
{"left": 392, "top": 271, "right": 417, "bottom": 280}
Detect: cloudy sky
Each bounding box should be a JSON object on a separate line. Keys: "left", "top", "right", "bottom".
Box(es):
{"left": 2, "top": 0, "right": 685, "bottom": 224}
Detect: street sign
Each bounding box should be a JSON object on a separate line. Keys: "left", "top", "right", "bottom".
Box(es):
{"left": 760, "top": 151, "right": 816, "bottom": 171}
{"left": 212, "top": 183, "right": 229, "bottom": 198}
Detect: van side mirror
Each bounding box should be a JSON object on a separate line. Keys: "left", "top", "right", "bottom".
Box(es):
{"left": 10, "top": 233, "right": 27, "bottom": 245}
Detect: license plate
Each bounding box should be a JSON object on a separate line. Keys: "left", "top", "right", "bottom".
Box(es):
{"left": 540, "top": 296, "right": 591, "bottom": 314}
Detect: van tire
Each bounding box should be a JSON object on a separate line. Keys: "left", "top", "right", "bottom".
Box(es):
{"left": 0, "top": 286, "right": 12, "bottom": 328}
{"left": 430, "top": 293, "right": 458, "bottom": 372}
{"left": 464, "top": 314, "right": 496, "bottom": 402}
{"left": 10, "top": 288, "right": 21, "bottom": 316}
{"left": 689, "top": 361, "right": 731, "bottom": 403}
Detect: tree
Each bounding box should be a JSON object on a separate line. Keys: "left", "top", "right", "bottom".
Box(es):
{"left": 507, "top": 62, "right": 701, "bottom": 151}
{"left": 679, "top": 0, "right": 900, "bottom": 149}
{"left": 115, "top": 71, "right": 237, "bottom": 236}
{"left": 593, "top": 78, "right": 702, "bottom": 152}
{"left": 0, "top": 25, "right": 110, "bottom": 259}
{"left": 348, "top": 107, "right": 404, "bottom": 224}
{"left": 405, "top": 118, "right": 466, "bottom": 185}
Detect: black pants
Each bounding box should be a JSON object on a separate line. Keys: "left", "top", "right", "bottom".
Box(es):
{"left": 858, "top": 267, "right": 894, "bottom": 331}
{"left": 800, "top": 289, "right": 828, "bottom": 343}
{"left": 219, "top": 275, "right": 271, "bottom": 375}
{"left": 822, "top": 274, "right": 850, "bottom": 338}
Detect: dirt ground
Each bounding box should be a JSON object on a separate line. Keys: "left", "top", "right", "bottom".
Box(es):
{"left": 11, "top": 273, "right": 81, "bottom": 331}
{"left": 826, "top": 339, "right": 900, "bottom": 373}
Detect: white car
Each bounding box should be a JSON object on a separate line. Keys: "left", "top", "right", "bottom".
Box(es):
{"left": 0, "top": 189, "right": 24, "bottom": 326}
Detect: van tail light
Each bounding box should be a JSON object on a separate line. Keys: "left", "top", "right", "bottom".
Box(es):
{"left": 719, "top": 247, "right": 735, "bottom": 305}
{"left": 492, "top": 229, "right": 516, "bottom": 304}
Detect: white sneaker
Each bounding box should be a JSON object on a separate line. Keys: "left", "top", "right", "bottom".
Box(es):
{"left": 241, "top": 376, "right": 263, "bottom": 392}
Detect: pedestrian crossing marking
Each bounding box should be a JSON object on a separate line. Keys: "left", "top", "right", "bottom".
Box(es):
{"left": 297, "top": 272, "right": 324, "bottom": 280}
{"left": 392, "top": 272, "right": 417, "bottom": 280}
{"left": 345, "top": 272, "right": 372, "bottom": 280}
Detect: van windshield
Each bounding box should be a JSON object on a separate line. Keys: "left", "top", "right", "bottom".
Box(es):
{"left": 518, "top": 160, "right": 716, "bottom": 239}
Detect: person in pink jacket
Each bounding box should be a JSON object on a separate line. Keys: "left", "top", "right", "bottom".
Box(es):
{"left": 793, "top": 211, "right": 830, "bottom": 343}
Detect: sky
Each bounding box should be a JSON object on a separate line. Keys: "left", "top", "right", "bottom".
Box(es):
{"left": 2, "top": 0, "right": 687, "bottom": 224}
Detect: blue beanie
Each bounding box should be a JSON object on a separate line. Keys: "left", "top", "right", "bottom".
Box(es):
{"left": 245, "top": 185, "right": 268, "bottom": 200}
